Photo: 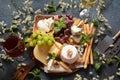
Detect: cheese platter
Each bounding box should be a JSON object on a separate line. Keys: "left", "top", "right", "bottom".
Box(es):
{"left": 25, "top": 14, "right": 95, "bottom": 74}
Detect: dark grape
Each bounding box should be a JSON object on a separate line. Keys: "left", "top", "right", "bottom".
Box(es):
{"left": 60, "top": 39, "right": 64, "bottom": 44}
{"left": 59, "top": 33, "right": 64, "bottom": 37}
{"left": 65, "top": 19, "right": 74, "bottom": 27}
{"left": 68, "top": 14, "right": 74, "bottom": 20}
{"left": 58, "top": 15, "right": 63, "bottom": 18}
{"left": 63, "top": 35, "right": 69, "bottom": 40}
{"left": 64, "top": 28, "right": 70, "bottom": 35}
{"left": 66, "top": 14, "right": 70, "bottom": 17}
{"left": 54, "top": 14, "right": 74, "bottom": 44}
{"left": 55, "top": 37, "right": 61, "bottom": 42}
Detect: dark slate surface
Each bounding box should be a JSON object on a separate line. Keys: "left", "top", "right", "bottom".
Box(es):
{"left": 0, "top": 0, "right": 120, "bottom": 80}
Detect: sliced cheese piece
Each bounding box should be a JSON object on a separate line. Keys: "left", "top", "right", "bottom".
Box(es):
{"left": 33, "top": 45, "right": 51, "bottom": 65}
{"left": 44, "top": 59, "right": 72, "bottom": 73}
{"left": 49, "top": 41, "right": 62, "bottom": 56}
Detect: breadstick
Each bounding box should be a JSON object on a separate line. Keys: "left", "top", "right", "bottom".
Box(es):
{"left": 82, "top": 45, "right": 88, "bottom": 62}
{"left": 83, "top": 23, "right": 94, "bottom": 65}
{"left": 83, "top": 24, "right": 87, "bottom": 34}
{"left": 83, "top": 24, "right": 88, "bottom": 46}
{"left": 73, "top": 19, "right": 80, "bottom": 26}
{"left": 89, "top": 23, "right": 94, "bottom": 64}
{"left": 78, "top": 20, "right": 84, "bottom": 27}
{"left": 89, "top": 23, "right": 94, "bottom": 34}
{"left": 86, "top": 24, "right": 89, "bottom": 34}
{"left": 83, "top": 24, "right": 89, "bottom": 62}
{"left": 90, "top": 50, "right": 93, "bottom": 64}
{"left": 58, "top": 62, "right": 71, "bottom": 70}
{"left": 84, "top": 28, "right": 95, "bottom": 69}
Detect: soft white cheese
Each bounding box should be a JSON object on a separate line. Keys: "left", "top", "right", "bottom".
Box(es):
{"left": 71, "top": 25, "right": 82, "bottom": 36}
{"left": 60, "top": 45, "right": 79, "bottom": 64}
{"left": 37, "top": 18, "right": 54, "bottom": 32}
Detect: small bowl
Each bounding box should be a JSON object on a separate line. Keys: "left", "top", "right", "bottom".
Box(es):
{"left": 33, "top": 14, "right": 57, "bottom": 33}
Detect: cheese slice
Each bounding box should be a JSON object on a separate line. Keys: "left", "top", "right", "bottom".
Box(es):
{"left": 33, "top": 41, "right": 62, "bottom": 65}
{"left": 33, "top": 45, "right": 51, "bottom": 65}
{"left": 49, "top": 41, "right": 62, "bottom": 56}
{"left": 44, "top": 59, "right": 72, "bottom": 73}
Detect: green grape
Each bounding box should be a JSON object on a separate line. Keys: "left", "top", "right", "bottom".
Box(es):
{"left": 33, "top": 39, "right": 37, "bottom": 46}
{"left": 41, "top": 40, "right": 45, "bottom": 45}
{"left": 29, "top": 41, "right": 34, "bottom": 47}
{"left": 25, "top": 43, "right": 30, "bottom": 47}
{"left": 42, "top": 33, "right": 47, "bottom": 38}
{"left": 49, "top": 35, "right": 54, "bottom": 41}
{"left": 25, "top": 37, "right": 32, "bottom": 42}
{"left": 37, "top": 35, "right": 42, "bottom": 40}
{"left": 47, "top": 40, "right": 54, "bottom": 46}
{"left": 37, "top": 40, "right": 42, "bottom": 46}
{"left": 44, "top": 36, "right": 48, "bottom": 42}
{"left": 36, "top": 30, "right": 41, "bottom": 34}
{"left": 25, "top": 30, "right": 55, "bottom": 47}
{"left": 49, "top": 36, "right": 54, "bottom": 41}
{"left": 32, "top": 33, "right": 38, "bottom": 38}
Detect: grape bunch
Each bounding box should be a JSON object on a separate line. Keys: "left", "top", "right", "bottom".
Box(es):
{"left": 58, "top": 14, "right": 74, "bottom": 27}
{"left": 54, "top": 28, "right": 71, "bottom": 44}
{"left": 54, "top": 14, "right": 74, "bottom": 44}
{"left": 25, "top": 30, "right": 54, "bottom": 47}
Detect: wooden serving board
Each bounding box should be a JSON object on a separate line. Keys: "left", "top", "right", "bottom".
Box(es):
{"left": 32, "top": 14, "right": 81, "bottom": 75}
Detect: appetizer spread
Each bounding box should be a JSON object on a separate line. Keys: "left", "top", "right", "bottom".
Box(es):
{"left": 26, "top": 14, "right": 95, "bottom": 74}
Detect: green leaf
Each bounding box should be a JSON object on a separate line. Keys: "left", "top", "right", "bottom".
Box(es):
{"left": 50, "top": 0, "right": 54, "bottom": 7}
{"left": 27, "top": 68, "right": 41, "bottom": 80}
{"left": 54, "top": 21, "right": 59, "bottom": 26}
{"left": 47, "top": 0, "right": 60, "bottom": 13}
{"left": 79, "top": 37, "right": 86, "bottom": 45}
{"left": 60, "top": 17, "right": 65, "bottom": 22}
{"left": 114, "top": 56, "right": 120, "bottom": 67}
{"left": 57, "top": 77, "right": 64, "bottom": 80}
{"left": 92, "top": 19, "right": 99, "bottom": 27}
{"left": 87, "top": 34, "right": 93, "bottom": 39}
{"left": 34, "top": 68, "right": 40, "bottom": 75}
{"left": 34, "top": 75, "right": 41, "bottom": 80}
{"left": 28, "top": 72, "right": 36, "bottom": 77}
{"left": 93, "top": 51, "right": 99, "bottom": 60}
{"left": 114, "top": 56, "right": 120, "bottom": 61}
{"left": 54, "top": 27, "right": 62, "bottom": 34}
{"left": 107, "top": 58, "right": 112, "bottom": 65}
{"left": 56, "top": 4, "right": 60, "bottom": 10}
{"left": 48, "top": 53, "right": 61, "bottom": 61}
{"left": 54, "top": 17, "right": 66, "bottom": 34}
{"left": 49, "top": 53, "right": 56, "bottom": 60}
{"left": 59, "top": 22, "right": 66, "bottom": 28}
{"left": 47, "top": 8, "right": 56, "bottom": 13}
{"left": 79, "top": 33, "right": 93, "bottom": 45}
{"left": 116, "top": 61, "right": 120, "bottom": 67}
{"left": 94, "top": 62, "right": 102, "bottom": 71}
